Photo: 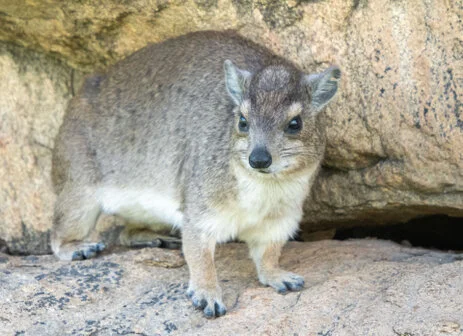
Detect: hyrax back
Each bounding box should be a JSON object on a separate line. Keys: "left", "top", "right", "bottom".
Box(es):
{"left": 52, "top": 30, "right": 340, "bottom": 318}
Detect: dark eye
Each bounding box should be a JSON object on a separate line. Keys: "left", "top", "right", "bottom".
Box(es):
{"left": 238, "top": 114, "right": 249, "bottom": 132}
{"left": 286, "top": 116, "right": 302, "bottom": 134}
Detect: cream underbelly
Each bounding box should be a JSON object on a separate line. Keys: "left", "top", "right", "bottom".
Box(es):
{"left": 94, "top": 185, "right": 301, "bottom": 243}
{"left": 94, "top": 162, "right": 315, "bottom": 243}
{"left": 95, "top": 187, "right": 183, "bottom": 228}
{"left": 202, "top": 205, "right": 303, "bottom": 244}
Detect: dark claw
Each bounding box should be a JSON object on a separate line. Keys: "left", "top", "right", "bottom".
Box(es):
{"left": 204, "top": 306, "right": 215, "bottom": 318}
{"left": 71, "top": 243, "right": 105, "bottom": 261}
{"left": 87, "top": 245, "right": 98, "bottom": 252}
{"left": 130, "top": 239, "right": 162, "bottom": 249}
{"left": 193, "top": 298, "right": 207, "bottom": 309}
{"left": 215, "top": 302, "right": 227, "bottom": 317}
{"left": 283, "top": 281, "right": 303, "bottom": 291}
{"left": 293, "top": 277, "right": 305, "bottom": 287}
{"left": 95, "top": 242, "right": 106, "bottom": 252}
{"left": 83, "top": 249, "right": 97, "bottom": 259}
{"left": 332, "top": 67, "right": 341, "bottom": 79}
{"left": 160, "top": 239, "right": 182, "bottom": 249}
{"left": 277, "top": 286, "right": 288, "bottom": 295}
{"left": 71, "top": 251, "right": 83, "bottom": 260}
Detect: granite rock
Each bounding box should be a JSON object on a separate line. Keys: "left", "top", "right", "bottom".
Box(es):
{"left": 0, "top": 43, "right": 75, "bottom": 254}
{"left": 0, "top": 240, "right": 462, "bottom": 335}
{"left": 0, "top": 0, "right": 462, "bottom": 253}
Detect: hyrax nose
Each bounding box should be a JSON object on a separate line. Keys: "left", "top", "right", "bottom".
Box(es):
{"left": 249, "top": 147, "right": 272, "bottom": 169}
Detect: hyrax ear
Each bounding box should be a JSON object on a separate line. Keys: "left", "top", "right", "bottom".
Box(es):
{"left": 303, "top": 65, "right": 341, "bottom": 113}
{"left": 224, "top": 60, "right": 251, "bottom": 105}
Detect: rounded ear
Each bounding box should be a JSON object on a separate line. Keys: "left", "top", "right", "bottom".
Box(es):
{"left": 302, "top": 65, "right": 341, "bottom": 112}
{"left": 224, "top": 60, "right": 252, "bottom": 105}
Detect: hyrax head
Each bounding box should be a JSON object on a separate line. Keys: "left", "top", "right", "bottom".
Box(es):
{"left": 224, "top": 60, "right": 341, "bottom": 176}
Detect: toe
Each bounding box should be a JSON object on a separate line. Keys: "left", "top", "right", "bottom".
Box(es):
{"left": 82, "top": 249, "right": 96, "bottom": 259}
{"left": 95, "top": 242, "right": 106, "bottom": 252}
{"left": 71, "top": 250, "right": 84, "bottom": 260}
{"left": 188, "top": 288, "right": 227, "bottom": 318}
{"left": 214, "top": 302, "right": 227, "bottom": 317}
{"left": 160, "top": 239, "right": 182, "bottom": 249}
{"left": 130, "top": 239, "right": 163, "bottom": 248}
{"left": 82, "top": 244, "right": 98, "bottom": 259}
{"left": 283, "top": 280, "right": 303, "bottom": 291}
{"left": 276, "top": 285, "right": 288, "bottom": 294}
{"left": 290, "top": 274, "right": 304, "bottom": 283}
{"left": 203, "top": 305, "right": 215, "bottom": 319}
{"left": 72, "top": 243, "right": 105, "bottom": 261}
{"left": 266, "top": 271, "right": 305, "bottom": 294}
{"left": 192, "top": 297, "right": 207, "bottom": 310}
{"left": 186, "top": 289, "right": 194, "bottom": 298}
{"left": 203, "top": 301, "right": 227, "bottom": 318}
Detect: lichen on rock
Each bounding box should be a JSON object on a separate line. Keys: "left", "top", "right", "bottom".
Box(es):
{"left": 0, "top": 241, "right": 462, "bottom": 335}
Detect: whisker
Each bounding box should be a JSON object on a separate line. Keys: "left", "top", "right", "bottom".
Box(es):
{"left": 231, "top": 150, "right": 247, "bottom": 155}
{"left": 280, "top": 146, "right": 307, "bottom": 153}
{"left": 281, "top": 151, "right": 310, "bottom": 158}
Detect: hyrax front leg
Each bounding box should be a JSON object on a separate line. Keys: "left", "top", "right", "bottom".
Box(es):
{"left": 51, "top": 186, "right": 105, "bottom": 261}
{"left": 183, "top": 225, "right": 226, "bottom": 318}
{"left": 249, "top": 241, "right": 304, "bottom": 294}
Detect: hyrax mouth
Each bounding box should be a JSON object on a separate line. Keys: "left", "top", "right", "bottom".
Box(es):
{"left": 258, "top": 169, "right": 271, "bottom": 174}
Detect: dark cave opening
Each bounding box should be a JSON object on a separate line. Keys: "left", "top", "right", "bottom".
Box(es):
{"left": 2, "top": 215, "right": 463, "bottom": 256}
{"left": 333, "top": 215, "right": 463, "bottom": 252}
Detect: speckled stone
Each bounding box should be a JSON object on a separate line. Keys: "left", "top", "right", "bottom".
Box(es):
{"left": 0, "top": 240, "right": 462, "bottom": 335}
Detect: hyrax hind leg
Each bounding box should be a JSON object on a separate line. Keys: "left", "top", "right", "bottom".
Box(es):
{"left": 119, "top": 223, "right": 182, "bottom": 249}
{"left": 248, "top": 240, "right": 304, "bottom": 294}
{"left": 51, "top": 185, "right": 105, "bottom": 261}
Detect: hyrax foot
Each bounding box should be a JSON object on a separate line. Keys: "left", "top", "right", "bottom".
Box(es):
{"left": 54, "top": 242, "right": 106, "bottom": 261}
{"left": 128, "top": 239, "right": 163, "bottom": 249}
{"left": 187, "top": 286, "right": 227, "bottom": 318}
{"left": 128, "top": 236, "right": 181, "bottom": 250}
{"left": 260, "top": 270, "right": 305, "bottom": 294}
{"left": 120, "top": 228, "right": 182, "bottom": 250}
{"left": 157, "top": 236, "right": 182, "bottom": 249}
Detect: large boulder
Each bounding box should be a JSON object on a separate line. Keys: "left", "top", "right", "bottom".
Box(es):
{"left": 302, "top": 1, "right": 463, "bottom": 229}
{"left": 0, "top": 0, "right": 461, "bottom": 253}
{"left": 0, "top": 240, "right": 462, "bottom": 335}
{"left": 0, "top": 43, "right": 74, "bottom": 254}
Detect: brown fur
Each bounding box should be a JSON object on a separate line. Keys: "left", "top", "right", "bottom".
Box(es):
{"left": 51, "top": 30, "right": 341, "bottom": 318}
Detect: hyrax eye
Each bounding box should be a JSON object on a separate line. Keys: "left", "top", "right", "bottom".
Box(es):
{"left": 286, "top": 116, "right": 302, "bottom": 134}
{"left": 238, "top": 114, "right": 249, "bottom": 132}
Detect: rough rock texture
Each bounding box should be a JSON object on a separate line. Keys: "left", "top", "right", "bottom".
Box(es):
{"left": 303, "top": 0, "right": 463, "bottom": 229}
{"left": 0, "top": 43, "right": 76, "bottom": 254}
{"left": 1, "top": 240, "right": 462, "bottom": 335}
{"left": 0, "top": 0, "right": 462, "bottom": 253}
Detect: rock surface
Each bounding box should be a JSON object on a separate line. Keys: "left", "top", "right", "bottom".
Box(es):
{"left": 1, "top": 240, "right": 462, "bottom": 335}
{"left": 0, "top": 0, "right": 462, "bottom": 253}
{"left": 0, "top": 43, "right": 75, "bottom": 254}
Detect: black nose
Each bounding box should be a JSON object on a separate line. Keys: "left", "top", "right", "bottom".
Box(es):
{"left": 249, "top": 147, "right": 272, "bottom": 169}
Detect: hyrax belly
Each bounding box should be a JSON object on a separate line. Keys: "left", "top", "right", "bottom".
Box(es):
{"left": 96, "top": 187, "right": 183, "bottom": 228}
